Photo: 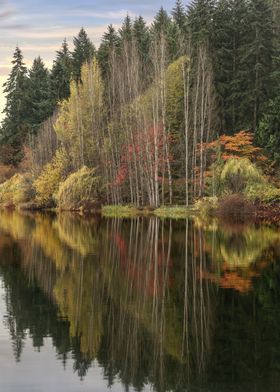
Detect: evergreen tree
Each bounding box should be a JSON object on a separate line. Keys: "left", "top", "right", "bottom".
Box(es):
{"left": 97, "top": 24, "right": 120, "bottom": 78}
{"left": 256, "top": 96, "right": 280, "bottom": 162}
{"left": 172, "top": 0, "right": 187, "bottom": 31}
{"left": 26, "top": 57, "right": 53, "bottom": 134}
{"left": 269, "top": 0, "right": 280, "bottom": 36}
{"left": 119, "top": 14, "right": 133, "bottom": 43}
{"left": 152, "top": 7, "right": 172, "bottom": 35}
{"left": 151, "top": 7, "right": 178, "bottom": 62}
{"left": 187, "top": 0, "right": 215, "bottom": 44}
{"left": 171, "top": 0, "right": 188, "bottom": 57}
{"left": 244, "top": 0, "right": 274, "bottom": 129}
{"left": 51, "top": 39, "right": 72, "bottom": 103}
{"left": 132, "top": 16, "right": 151, "bottom": 84}
{"left": 211, "top": 0, "right": 248, "bottom": 132}
{"left": 0, "top": 47, "right": 28, "bottom": 164}
{"left": 72, "top": 28, "right": 95, "bottom": 82}
{"left": 133, "top": 16, "right": 150, "bottom": 61}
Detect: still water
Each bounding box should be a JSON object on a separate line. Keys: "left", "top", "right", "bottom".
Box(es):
{"left": 0, "top": 210, "right": 279, "bottom": 392}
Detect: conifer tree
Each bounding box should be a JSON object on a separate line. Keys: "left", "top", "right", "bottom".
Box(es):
{"left": 151, "top": 7, "right": 172, "bottom": 36}
{"left": 51, "top": 39, "right": 72, "bottom": 103}
{"left": 187, "top": 0, "right": 215, "bottom": 44}
{"left": 244, "top": 0, "right": 274, "bottom": 129}
{"left": 172, "top": 0, "right": 187, "bottom": 31}
{"left": 119, "top": 14, "right": 133, "bottom": 43}
{"left": 97, "top": 24, "right": 120, "bottom": 78}
{"left": 72, "top": 28, "right": 95, "bottom": 82}
{"left": 151, "top": 7, "right": 178, "bottom": 62}
{"left": 133, "top": 16, "right": 151, "bottom": 85}
{"left": 256, "top": 96, "right": 280, "bottom": 162}
{"left": 26, "top": 57, "right": 53, "bottom": 134}
{"left": 0, "top": 47, "right": 28, "bottom": 163}
{"left": 133, "top": 16, "right": 150, "bottom": 61}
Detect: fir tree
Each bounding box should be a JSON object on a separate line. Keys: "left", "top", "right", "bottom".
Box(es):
{"left": 119, "top": 14, "right": 133, "bottom": 43}
{"left": 172, "top": 0, "right": 187, "bottom": 31}
{"left": 0, "top": 47, "right": 28, "bottom": 163}
{"left": 133, "top": 16, "right": 151, "bottom": 84}
{"left": 244, "top": 0, "right": 274, "bottom": 129}
{"left": 256, "top": 96, "right": 280, "bottom": 161}
{"left": 72, "top": 28, "right": 95, "bottom": 82}
{"left": 187, "top": 0, "right": 215, "bottom": 44}
{"left": 97, "top": 24, "right": 120, "bottom": 78}
{"left": 151, "top": 7, "right": 172, "bottom": 36}
{"left": 51, "top": 39, "right": 72, "bottom": 103}
{"left": 26, "top": 57, "right": 53, "bottom": 134}
{"left": 133, "top": 16, "right": 150, "bottom": 60}
{"left": 151, "top": 7, "right": 179, "bottom": 62}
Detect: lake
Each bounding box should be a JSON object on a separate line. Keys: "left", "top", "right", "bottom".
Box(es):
{"left": 0, "top": 210, "right": 279, "bottom": 392}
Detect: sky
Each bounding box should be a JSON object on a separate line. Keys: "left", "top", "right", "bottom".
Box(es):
{"left": 0, "top": 0, "right": 178, "bottom": 121}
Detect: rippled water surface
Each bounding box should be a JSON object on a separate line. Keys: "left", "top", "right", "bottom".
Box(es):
{"left": 0, "top": 210, "right": 279, "bottom": 391}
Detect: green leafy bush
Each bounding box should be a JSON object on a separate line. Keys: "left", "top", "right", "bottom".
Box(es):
{"left": 220, "top": 158, "right": 263, "bottom": 194}
{"left": 194, "top": 196, "right": 219, "bottom": 217}
{"left": 246, "top": 183, "right": 280, "bottom": 203}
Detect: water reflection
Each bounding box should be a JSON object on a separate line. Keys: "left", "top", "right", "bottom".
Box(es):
{"left": 0, "top": 211, "right": 280, "bottom": 391}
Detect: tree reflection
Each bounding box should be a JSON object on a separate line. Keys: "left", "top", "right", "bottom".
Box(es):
{"left": 0, "top": 211, "right": 279, "bottom": 390}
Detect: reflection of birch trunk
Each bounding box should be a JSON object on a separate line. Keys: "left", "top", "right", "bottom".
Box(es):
{"left": 183, "top": 54, "right": 190, "bottom": 206}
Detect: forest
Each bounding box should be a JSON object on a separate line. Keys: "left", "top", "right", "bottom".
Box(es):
{"left": 1, "top": 0, "right": 280, "bottom": 217}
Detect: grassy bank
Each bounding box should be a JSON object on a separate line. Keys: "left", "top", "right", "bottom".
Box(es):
{"left": 101, "top": 205, "right": 195, "bottom": 219}
{"left": 154, "top": 206, "right": 195, "bottom": 219}
{"left": 101, "top": 205, "right": 167, "bottom": 218}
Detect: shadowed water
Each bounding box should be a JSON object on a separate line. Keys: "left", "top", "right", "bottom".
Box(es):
{"left": 0, "top": 211, "right": 280, "bottom": 391}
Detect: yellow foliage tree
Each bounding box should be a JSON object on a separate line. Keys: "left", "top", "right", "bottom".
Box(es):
{"left": 55, "top": 58, "right": 104, "bottom": 170}
{"left": 57, "top": 166, "right": 101, "bottom": 210}
{"left": 34, "top": 148, "right": 70, "bottom": 205}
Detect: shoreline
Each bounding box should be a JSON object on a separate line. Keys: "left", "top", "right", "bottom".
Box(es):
{"left": 1, "top": 201, "right": 280, "bottom": 224}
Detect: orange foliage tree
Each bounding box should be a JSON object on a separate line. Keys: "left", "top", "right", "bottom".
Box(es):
{"left": 205, "top": 130, "right": 266, "bottom": 162}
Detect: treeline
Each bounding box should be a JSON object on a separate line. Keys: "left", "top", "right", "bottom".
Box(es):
{"left": 1, "top": 0, "right": 280, "bottom": 208}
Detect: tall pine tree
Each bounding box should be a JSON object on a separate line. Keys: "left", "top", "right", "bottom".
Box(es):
{"left": 26, "top": 57, "right": 53, "bottom": 134}
{"left": 51, "top": 39, "right": 72, "bottom": 103}
{"left": 244, "top": 0, "right": 274, "bottom": 129}
{"left": 1, "top": 47, "right": 28, "bottom": 164}
{"left": 72, "top": 28, "right": 95, "bottom": 82}
{"left": 97, "top": 24, "right": 120, "bottom": 79}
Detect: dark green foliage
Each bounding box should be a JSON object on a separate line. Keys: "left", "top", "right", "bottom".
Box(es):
{"left": 242, "top": 0, "right": 274, "bottom": 129}
{"left": 172, "top": 0, "right": 187, "bottom": 30}
{"left": 211, "top": 0, "right": 249, "bottom": 132}
{"left": 26, "top": 57, "right": 53, "bottom": 134}
{"left": 97, "top": 24, "right": 120, "bottom": 79}
{"left": 0, "top": 47, "right": 28, "bottom": 163}
{"left": 119, "top": 14, "right": 133, "bottom": 43}
{"left": 151, "top": 7, "right": 183, "bottom": 62}
{"left": 256, "top": 96, "right": 280, "bottom": 162}
{"left": 72, "top": 28, "right": 95, "bottom": 82}
{"left": 187, "top": 0, "right": 215, "bottom": 44}
{"left": 132, "top": 16, "right": 151, "bottom": 83}
{"left": 151, "top": 7, "right": 172, "bottom": 36}
{"left": 50, "top": 39, "right": 72, "bottom": 103}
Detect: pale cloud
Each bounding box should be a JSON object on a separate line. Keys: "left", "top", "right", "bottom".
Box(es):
{"left": 0, "top": 0, "right": 17, "bottom": 19}
{"left": 0, "top": 24, "right": 120, "bottom": 45}
{"left": 66, "top": 8, "right": 136, "bottom": 19}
